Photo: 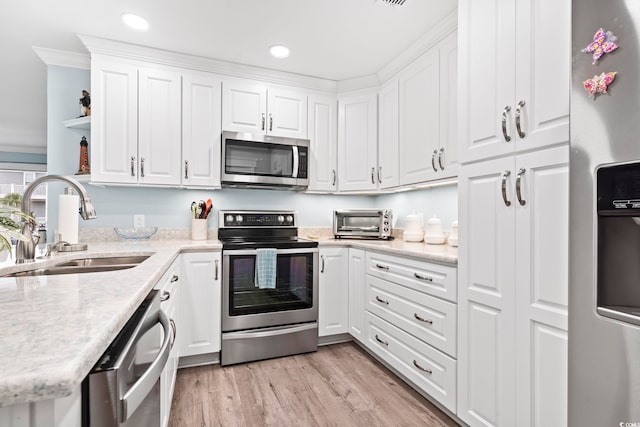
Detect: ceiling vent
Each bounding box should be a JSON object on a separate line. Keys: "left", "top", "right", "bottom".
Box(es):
{"left": 380, "top": 0, "right": 407, "bottom": 5}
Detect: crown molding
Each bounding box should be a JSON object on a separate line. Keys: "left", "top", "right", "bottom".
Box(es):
{"left": 32, "top": 46, "right": 90, "bottom": 69}
{"left": 376, "top": 9, "right": 457, "bottom": 84}
{"left": 78, "top": 35, "right": 337, "bottom": 93}
{"left": 336, "top": 74, "right": 381, "bottom": 95}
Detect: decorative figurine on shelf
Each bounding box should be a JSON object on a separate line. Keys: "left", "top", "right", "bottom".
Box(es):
{"left": 76, "top": 136, "right": 90, "bottom": 175}
{"left": 79, "top": 90, "right": 91, "bottom": 117}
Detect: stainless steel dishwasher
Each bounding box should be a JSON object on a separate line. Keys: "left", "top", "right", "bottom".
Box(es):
{"left": 82, "top": 290, "right": 172, "bottom": 426}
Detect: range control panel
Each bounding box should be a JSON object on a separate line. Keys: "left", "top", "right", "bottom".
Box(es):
{"left": 219, "top": 211, "right": 297, "bottom": 228}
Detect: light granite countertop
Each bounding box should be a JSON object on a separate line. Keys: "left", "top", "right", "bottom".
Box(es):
{"left": 0, "top": 233, "right": 455, "bottom": 408}
{"left": 0, "top": 239, "right": 221, "bottom": 408}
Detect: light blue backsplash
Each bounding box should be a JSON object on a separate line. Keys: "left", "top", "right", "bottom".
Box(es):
{"left": 45, "top": 65, "right": 457, "bottom": 236}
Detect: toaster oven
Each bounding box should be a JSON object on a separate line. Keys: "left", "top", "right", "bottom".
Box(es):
{"left": 333, "top": 209, "right": 393, "bottom": 239}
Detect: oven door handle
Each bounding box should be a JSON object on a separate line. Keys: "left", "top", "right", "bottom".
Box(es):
{"left": 223, "top": 323, "right": 317, "bottom": 340}
{"left": 223, "top": 247, "right": 318, "bottom": 256}
{"left": 119, "top": 310, "right": 171, "bottom": 423}
{"left": 292, "top": 146, "right": 299, "bottom": 178}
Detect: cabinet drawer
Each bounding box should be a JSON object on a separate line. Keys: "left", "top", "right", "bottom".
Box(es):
{"left": 365, "top": 311, "right": 456, "bottom": 413}
{"left": 366, "top": 275, "right": 457, "bottom": 357}
{"left": 366, "top": 252, "right": 457, "bottom": 302}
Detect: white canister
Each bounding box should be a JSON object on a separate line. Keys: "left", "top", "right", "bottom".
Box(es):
{"left": 191, "top": 218, "right": 208, "bottom": 240}
{"left": 403, "top": 212, "right": 424, "bottom": 242}
{"left": 448, "top": 220, "right": 459, "bottom": 247}
{"left": 424, "top": 214, "right": 445, "bottom": 244}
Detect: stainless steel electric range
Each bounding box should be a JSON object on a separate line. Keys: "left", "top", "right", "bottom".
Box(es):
{"left": 218, "top": 210, "right": 319, "bottom": 366}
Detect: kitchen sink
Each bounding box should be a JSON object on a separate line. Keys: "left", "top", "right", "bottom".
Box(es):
{"left": 1, "top": 255, "right": 151, "bottom": 278}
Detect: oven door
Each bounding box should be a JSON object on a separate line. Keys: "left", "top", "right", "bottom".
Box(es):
{"left": 222, "top": 247, "right": 318, "bottom": 331}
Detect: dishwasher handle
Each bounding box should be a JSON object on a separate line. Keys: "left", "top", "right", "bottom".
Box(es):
{"left": 119, "top": 310, "right": 171, "bottom": 422}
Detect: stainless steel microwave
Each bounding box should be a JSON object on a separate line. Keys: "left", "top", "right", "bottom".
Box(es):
{"left": 333, "top": 209, "right": 393, "bottom": 239}
{"left": 221, "top": 131, "right": 310, "bottom": 190}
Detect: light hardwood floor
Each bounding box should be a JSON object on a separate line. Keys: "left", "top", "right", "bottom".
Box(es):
{"left": 169, "top": 342, "right": 458, "bottom": 426}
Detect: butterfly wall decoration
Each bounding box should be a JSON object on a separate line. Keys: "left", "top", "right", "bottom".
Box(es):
{"left": 583, "top": 72, "right": 617, "bottom": 98}
{"left": 582, "top": 28, "right": 618, "bottom": 64}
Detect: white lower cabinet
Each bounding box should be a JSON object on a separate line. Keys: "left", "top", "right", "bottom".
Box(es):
{"left": 365, "top": 311, "right": 457, "bottom": 413}
{"left": 348, "top": 248, "right": 366, "bottom": 342}
{"left": 318, "top": 247, "right": 349, "bottom": 337}
{"left": 179, "top": 251, "right": 222, "bottom": 356}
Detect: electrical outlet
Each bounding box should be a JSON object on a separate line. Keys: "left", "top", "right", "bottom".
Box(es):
{"left": 133, "top": 214, "right": 145, "bottom": 228}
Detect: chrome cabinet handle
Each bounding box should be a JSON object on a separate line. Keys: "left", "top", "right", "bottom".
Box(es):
{"left": 169, "top": 319, "right": 176, "bottom": 348}
{"left": 438, "top": 147, "right": 445, "bottom": 171}
{"left": 375, "top": 334, "right": 389, "bottom": 346}
{"left": 170, "top": 275, "right": 179, "bottom": 283}
{"left": 184, "top": 160, "right": 189, "bottom": 179}
{"left": 321, "top": 255, "right": 325, "bottom": 273}
{"left": 261, "top": 113, "right": 265, "bottom": 131}
{"left": 375, "top": 296, "right": 389, "bottom": 305}
{"left": 413, "top": 273, "right": 433, "bottom": 282}
{"left": 215, "top": 259, "right": 219, "bottom": 280}
{"left": 375, "top": 263, "right": 389, "bottom": 271}
{"left": 414, "top": 313, "right": 433, "bottom": 324}
{"left": 431, "top": 149, "right": 438, "bottom": 172}
{"left": 332, "top": 169, "right": 336, "bottom": 186}
{"left": 378, "top": 166, "right": 382, "bottom": 184}
{"left": 269, "top": 114, "right": 273, "bottom": 131}
{"left": 413, "top": 360, "right": 433, "bottom": 374}
{"left": 371, "top": 167, "right": 375, "bottom": 184}
{"left": 501, "top": 105, "right": 512, "bottom": 142}
{"left": 515, "top": 100, "right": 526, "bottom": 138}
{"left": 501, "top": 170, "right": 512, "bottom": 207}
{"left": 160, "top": 291, "right": 170, "bottom": 302}
{"left": 516, "top": 167, "right": 526, "bottom": 206}
{"left": 130, "top": 156, "right": 136, "bottom": 177}
{"left": 140, "top": 158, "right": 145, "bottom": 178}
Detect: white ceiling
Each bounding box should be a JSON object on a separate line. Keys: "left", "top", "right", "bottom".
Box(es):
{"left": 0, "top": 0, "right": 457, "bottom": 156}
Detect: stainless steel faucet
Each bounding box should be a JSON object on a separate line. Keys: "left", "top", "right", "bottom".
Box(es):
{"left": 16, "top": 175, "right": 97, "bottom": 263}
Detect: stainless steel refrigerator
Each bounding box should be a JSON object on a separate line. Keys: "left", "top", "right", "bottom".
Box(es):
{"left": 571, "top": 1, "right": 640, "bottom": 425}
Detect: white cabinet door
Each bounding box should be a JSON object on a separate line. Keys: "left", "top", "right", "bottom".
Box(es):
{"left": 319, "top": 247, "right": 349, "bottom": 337}
{"left": 458, "top": 0, "right": 516, "bottom": 164}
{"left": 378, "top": 79, "right": 400, "bottom": 189}
{"left": 438, "top": 31, "right": 458, "bottom": 178}
{"left": 307, "top": 94, "right": 337, "bottom": 192}
{"left": 91, "top": 56, "right": 138, "bottom": 184}
{"left": 182, "top": 73, "right": 222, "bottom": 188}
{"left": 222, "top": 81, "right": 267, "bottom": 133}
{"left": 348, "top": 248, "right": 366, "bottom": 342}
{"left": 514, "top": 0, "right": 570, "bottom": 154}
{"left": 399, "top": 48, "right": 440, "bottom": 185}
{"left": 267, "top": 88, "right": 307, "bottom": 138}
{"left": 514, "top": 146, "right": 568, "bottom": 426}
{"left": 138, "top": 67, "right": 182, "bottom": 185}
{"left": 337, "top": 92, "right": 378, "bottom": 192}
{"left": 458, "top": 157, "right": 516, "bottom": 427}
{"left": 179, "top": 252, "right": 222, "bottom": 356}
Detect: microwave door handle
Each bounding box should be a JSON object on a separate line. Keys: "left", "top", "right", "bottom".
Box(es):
{"left": 292, "top": 146, "right": 299, "bottom": 178}
{"left": 119, "top": 310, "right": 171, "bottom": 423}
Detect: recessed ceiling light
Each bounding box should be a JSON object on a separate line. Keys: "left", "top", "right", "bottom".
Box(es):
{"left": 269, "top": 45, "right": 290, "bottom": 59}
{"left": 121, "top": 13, "right": 149, "bottom": 31}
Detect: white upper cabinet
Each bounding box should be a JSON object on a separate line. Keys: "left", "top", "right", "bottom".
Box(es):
{"left": 91, "top": 57, "right": 139, "bottom": 184}
{"left": 377, "top": 79, "right": 400, "bottom": 189}
{"left": 458, "top": 0, "right": 569, "bottom": 163}
{"left": 398, "top": 31, "right": 458, "bottom": 185}
{"left": 399, "top": 48, "right": 440, "bottom": 185}
{"left": 182, "top": 73, "right": 222, "bottom": 188}
{"left": 92, "top": 57, "right": 182, "bottom": 185}
{"left": 308, "top": 94, "right": 338, "bottom": 192}
{"left": 138, "top": 68, "right": 182, "bottom": 186}
{"left": 337, "top": 92, "right": 378, "bottom": 192}
{"left": 222, "top": 81, "right": 307, "bottom": 138}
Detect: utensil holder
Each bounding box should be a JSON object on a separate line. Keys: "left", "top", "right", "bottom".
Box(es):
{"left": 191, "top": 219, "right": 208, "bottom": 240}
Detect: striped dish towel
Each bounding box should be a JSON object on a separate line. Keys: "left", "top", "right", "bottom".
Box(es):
{"left": 255, "top": 248, "right": 277, "bottom": 289}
